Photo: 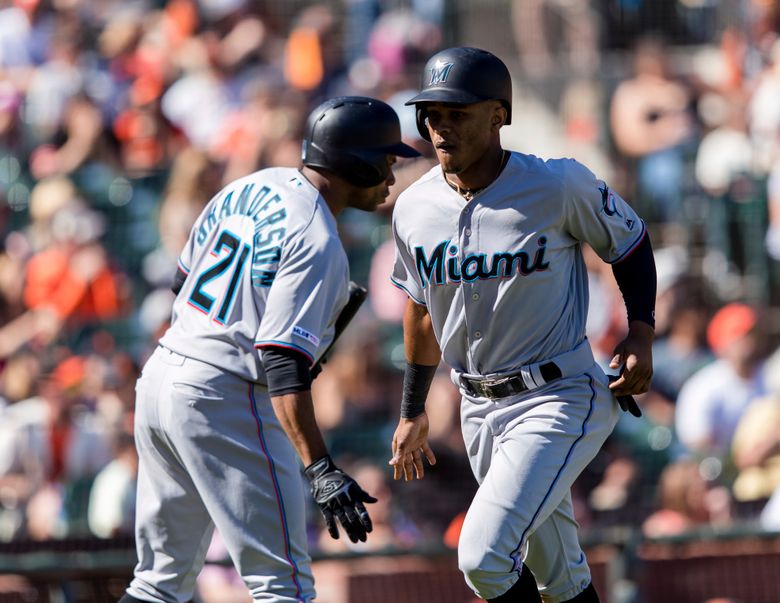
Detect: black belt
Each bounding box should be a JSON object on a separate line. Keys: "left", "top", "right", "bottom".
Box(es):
{"left": 460, "top": 362, "right": 562, "bottom": 399}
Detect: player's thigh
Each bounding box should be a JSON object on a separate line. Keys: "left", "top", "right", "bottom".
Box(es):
{"left": 131, "top": 351, "right": 216, "bottom": 601}
{"left": 166, "top": 369, "right": 314, "bottom": 601}
{"left": 459, "top": 373, "right": 616, "bottom": 581}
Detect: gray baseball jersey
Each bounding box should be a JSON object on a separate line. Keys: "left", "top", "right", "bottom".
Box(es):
{"left": 391, "top": 152, "right": 645, "bottom": 375}
{"left": 391, "top": 151, "right": 642, "bottom": 601}
{"left": 129, "top": 167, "right": 349, "bottom": 603}
{"left": 160, "top": 167, "right": 349, "bottom": 381}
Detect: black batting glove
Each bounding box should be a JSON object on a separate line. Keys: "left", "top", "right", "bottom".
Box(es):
{"left": 304, "top": 455, "right": 377, "bottom": 543}
{"left": 608, "top": 375, "right": 642, "bottom": 417}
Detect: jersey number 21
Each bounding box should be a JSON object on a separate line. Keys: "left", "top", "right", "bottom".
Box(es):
{"left": 188, "top": 229, "right": 250, "bottom": 324}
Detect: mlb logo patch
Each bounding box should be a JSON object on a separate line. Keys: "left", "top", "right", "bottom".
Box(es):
{"left": 292, "top": 326, "right": 320, "bottom": 346}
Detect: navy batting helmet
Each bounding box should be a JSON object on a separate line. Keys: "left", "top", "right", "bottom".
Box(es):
{"left": 301, "top": 96, "right": 420, "bottom": 187}
{"left": 405, "top": 47, "right": 512, "bottom": 141}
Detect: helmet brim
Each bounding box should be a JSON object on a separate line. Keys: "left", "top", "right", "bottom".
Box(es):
{"left": 374, "top": 141, "right": 421, "bottom": 158}
{"left": 404, "top": 88, "right": 485, "bottom": 107}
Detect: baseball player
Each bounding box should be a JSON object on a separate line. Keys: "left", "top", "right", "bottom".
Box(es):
{"left": 388, "top": 48, "right": 656, "bottom": 603}
{"left": 119, "top": 96, "right": 420, "bottom": 603}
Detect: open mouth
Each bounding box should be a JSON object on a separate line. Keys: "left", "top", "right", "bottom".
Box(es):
{"left": 436, "top": 141, "right": 456, "bottom": 152}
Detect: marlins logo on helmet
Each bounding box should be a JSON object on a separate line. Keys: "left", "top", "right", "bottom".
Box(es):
{"left": 429, "top": 61, "right": 453, "bottom": 85}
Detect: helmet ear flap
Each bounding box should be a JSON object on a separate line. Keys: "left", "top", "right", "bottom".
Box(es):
{"left": 415, "top": 106, "right": 431, "bottom": 142}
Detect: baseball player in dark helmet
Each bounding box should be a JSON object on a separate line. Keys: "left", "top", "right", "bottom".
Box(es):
{"left": 389, "top": 47, "right": 656, "bottom": 603}
{"left": 118, "top": 96, "right": 418, "bottom": 603}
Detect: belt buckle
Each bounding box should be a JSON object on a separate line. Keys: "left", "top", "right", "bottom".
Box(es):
{"left": 477, "top": 375, "right": 510, "bottom": 399}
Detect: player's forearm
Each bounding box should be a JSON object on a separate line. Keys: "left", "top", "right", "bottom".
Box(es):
{"left": 403, "top": 299, "right": 441, "bottom": 365}
{"left": 270, "top": 391, "right": 328, "bottom": 467}
{"left": 399, "top": 300, "right": 440, "bottom": 419}
{"left": 611, "top": 233, "right": 656, "bottom": 329}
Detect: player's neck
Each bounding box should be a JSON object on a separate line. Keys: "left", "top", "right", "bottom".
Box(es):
{"left": 299, "top": 166, "right": 347, "bottom": 216}
{"left": 445, "top": 147, "right": 508, "bottom": 200}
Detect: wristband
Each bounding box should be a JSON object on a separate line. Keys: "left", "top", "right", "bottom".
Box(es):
{"left": 400, "top": 362, "right": 437, "bottom": 419}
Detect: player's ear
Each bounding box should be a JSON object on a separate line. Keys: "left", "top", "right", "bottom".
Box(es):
{"left": 491, "top": 103, "right": 507, "bottom": 130}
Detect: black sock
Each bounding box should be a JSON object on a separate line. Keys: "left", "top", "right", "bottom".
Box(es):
{"left": 487, "top": 564, "right": 541, "bottom": 602}
{"left": 563, "top": 582, "right": 600, "bottom": 603}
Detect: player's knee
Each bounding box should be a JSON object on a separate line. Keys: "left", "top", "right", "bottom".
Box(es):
{"left": 458, "top": 546, "right": 508, "bottom": 599}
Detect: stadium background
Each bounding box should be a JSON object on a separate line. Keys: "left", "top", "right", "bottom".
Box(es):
{"left": 1, "top": 0, "right": 780, "bottom": 601}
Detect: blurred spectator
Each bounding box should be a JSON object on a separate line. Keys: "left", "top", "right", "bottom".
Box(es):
{"left": 16, "top": 200, "right": 127, "bottom": 348}
{"left": 29, "top": 93, "right": 117, "bottom": 180}
{"left": 759, "top": 481, "right": 780, "bottom": 531}
{"left": 730, "top": 393, "right": 780, "bottom": 503}
{"left": 310, "top": 324, "right": 401, "bottom": 459}
{"left": 93, "top": 351, "right": 140, "bottom": 434}
{"left": 25, "top": 175, "right": 78, "bottom": 252}
{"left": 0, "top": 1, "right": 36, "bottom": 73}
{"left": 765, "top": 149, "right": 780, "bottom": 262}
{"left": 511, "top": 0, "right": 600, "bottom": 78}
{"left": 559, "top": 78, "right": 614, "bottom": 182}
{"left": 642, "top": 458, "right": 733, "bottom": 538}
{"left": 23, "top": 16, "right": 85, "bottom": 144}
{"left": 675, "top": 303, "right": 770, "bottom": 459}
{"left": 0, "top": 80, "right": 24, "bottom": 156}
{"left": 651, "top": 273, "right": 715, "bottom": 408}
{"left": 610, "top": 34, "right": 696, "bottom": 223}
{"left": 368, "top": 238, "right": 408, "bottom": 324}
{"left": 588, "top": 455, "right": 640, "bottom": 516}
{"left": 0, "top": 350, "right": 40, "bottom": 409}
{"left": 747, "top": 39, "right": 780, "bottom": 174}
{"left": 142, "top": 147, "right": 221, "bottom": 288}
{"left": 283, "top": 4, "right": 345, "bottom": 100}
{"left": 215, "top": 82, "right": 307, "bottom": 184}
{"left": 695, "top": 93, "right": 754, "bottom": 199}
{"left": 0, "top": 234, "right": 26, "bottom": 326}
{"left": 0, "top": 355, "right": 113, "bottom": 540}
{"left": 160, "top": 40, "right": 233, "bottom": 153}
{"left": 363, "top": 8, "right": 441, "bottom": 90}
{"left": 87, "top": 429, "right": 137, "bottom": 538}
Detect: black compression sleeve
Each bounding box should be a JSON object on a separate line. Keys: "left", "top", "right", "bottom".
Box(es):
{"left": 611, "top": 232, "right": 657, "bottom": 329}
{"left": 171, "top": 267, "right": 187, "bottom": 295}
{"left": 261, "top": 347, "right": 312, "bottom": 396}
{"left": 400, "top": 363, "right": 437, "bottom": 419}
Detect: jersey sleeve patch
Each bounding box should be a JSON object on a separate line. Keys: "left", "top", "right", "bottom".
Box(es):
{"left": 292, "top": 325, "right": 320, "bottom": 347}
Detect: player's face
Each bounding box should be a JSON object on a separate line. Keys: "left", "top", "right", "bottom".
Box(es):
{"left": 348, "top": 155, "right": 397, "bottom": 212}
{"left": 424, "top": 101, "right": 503, "bottom": 176}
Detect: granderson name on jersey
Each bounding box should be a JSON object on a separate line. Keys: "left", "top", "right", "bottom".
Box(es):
{"left": 415, "top": 236, "right": 549, "bottom": 287}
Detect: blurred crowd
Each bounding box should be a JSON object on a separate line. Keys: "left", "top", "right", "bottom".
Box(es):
{"left": 3, "top": 0, "right": 780, "bottom": 600}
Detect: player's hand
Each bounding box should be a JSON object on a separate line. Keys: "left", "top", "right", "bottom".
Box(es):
{"left": 607, "top": 375, "right": 642, "bottom": 417}
{"left": 304, "top": 455, "right": 377, "bottom": 543}
{"left": 389, "top": 413, "right": 437, "bottom": 481}
{"left": 608, "top": 321, "right": 654, "bottom": 415}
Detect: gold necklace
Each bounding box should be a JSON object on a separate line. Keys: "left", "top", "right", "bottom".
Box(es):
{"left": 445, "top": 150, "right": 507, "bottom": 201}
